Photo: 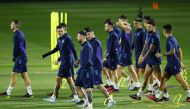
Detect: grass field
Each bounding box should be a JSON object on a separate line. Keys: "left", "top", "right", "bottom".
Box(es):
{"left": 0, "top": 1, "right": 190, "bottom": 109}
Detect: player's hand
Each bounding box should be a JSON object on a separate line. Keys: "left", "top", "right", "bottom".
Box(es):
{"left": 55, "top": 60, "right": 59, "bottom": 65}
{"left": 12, "top": 58, "right": 15, "bottom": 62}
{"left": 138, "top": 55, "right": 144, "bottom": 64}
{"left": 155, "top": 52, "right": 162, "bottom": 58}
{"left": 180, "top": 62, "right": 186, "bottom": 69}
{"left": 42, "top": 54, "right": 46, "bottom": 59}
{"left": 74, "top": 60, "right": 80, "bottom": 68}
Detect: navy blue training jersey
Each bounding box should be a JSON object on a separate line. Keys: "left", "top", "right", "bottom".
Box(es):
{"left": 147, "top": 31, "right": 161, "bottom": 58}
{"left": 120, "top": 30, "right": 132, "bottom": 56}
{"left": 106, "top": 31, "right": 119, "bottom": 57}
{"left": 89, "top": 37, "right": 103, "bottom": 70}
{"left": 166, "top": 36, "right": 180, "bottom": 66}
{"left": 132, "top": 28, "right": 146, "bottom": 54}
{"left": 43, "top": 33, "right": 78, "bottom": 63}
{"left": 79, "top": 41, "right": 93, "bottom": 70}
{"left": 13, "top": 30, "right": 27, "bottom": 60}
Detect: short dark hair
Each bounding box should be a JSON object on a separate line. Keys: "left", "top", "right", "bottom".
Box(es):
{"left": 12, "top": 20, "right": 20, "bottom": 27}
{"left": 59, "top": 23, "right": 67, "bottom": 28}
{"left": 104, "top": 18, "right": 114, "bottom": 26}
{"left": 163, "top": 24, "right": 172, "bottom": 33}
{"left": 56, "top": 25, "right": 62, "bottom": 29}
{"left": 147, "top": 19, "right": 156, "bottom": 26}
{"left": 144, "top": 16, "right": 152, "bottom": 21}
{"left": 84, "top": 27, "right": 92, "bottom": 33}
{"left": 119, "top": 15, "right": 128, "bottom": 20}
{"left": 135, "top": 17, "right": 143, "bottom": 22}
{"left": 78, "top": 30, "right": 86, "bottom": 36}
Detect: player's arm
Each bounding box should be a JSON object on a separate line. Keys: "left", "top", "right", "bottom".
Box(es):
{"left": 67, "top": 38, "right": 78, "bottom": 61}
{"left": 42, "top": 44, "right": 59, "bottom": 59}
{"left": 13, "top": 35, "right": 20, "bottom": 61}
{"left": 140, "top": 40, "right": 148, "bottom": 56}
{"left": 177, "top": 48, "right": 183, "bottom": 62}
{"left": 163, "top": 40, "right": 175, "bottom": 56}
{"left": 143, "top": 44, "right": 155, "bottom": 60}
{"left": 106, "top": 34, "right": 115, "bottom": 58}
{"left": 116, "top": 22, "right": 131, "bottom": 32}
{"left": 163, "top": 48, "right": 175, "bottom": 56}
{"left": 81, "top": 46, "right": 91, "bottom": 69}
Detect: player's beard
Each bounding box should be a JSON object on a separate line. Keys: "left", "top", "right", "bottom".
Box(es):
{"left": 78, "top": 40, "right": 82, "bottom": 44}
{"left": 148, "top": 30, "right": 153, "bottom": 33}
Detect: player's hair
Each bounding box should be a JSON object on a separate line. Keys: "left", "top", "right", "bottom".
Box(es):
{"left": 144, "top": 16, "right": 152, "bottom": 21}
{"left": 163, "top": 24, "right": 172, "bottom": 33}
{"left": 84, "top": 27, "right": 92, "bottom": 33}
{"left": 78, "top": 30, "right": 86, "bottom": 36}
{"left": 56, "top": 25, "right": 62, "bottom": 29}
{"left": 12, "top": 19, "right": 20, "bottom": 28}
{"left": 59, "top": 23, "right": 67, "bottom": 30}
{"left": 147, "top": 19, "right": 156, "bottom": 26}
{"left": 104, "top": 18, "right": 114, "bottom": 26}
{"left": 135, "top": 17, "right": 143, "bottom": 22}
{"left": 119, "top": 15, "right": 128, "bottom": 20}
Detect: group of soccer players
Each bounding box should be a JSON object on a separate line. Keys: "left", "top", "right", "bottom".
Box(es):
{"left": 1, "top": 14, "right": 190, "bottom": 109}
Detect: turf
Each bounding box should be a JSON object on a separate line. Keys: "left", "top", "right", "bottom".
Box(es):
{"left": 0, "top": 1, "right": 190, "bottom": 109}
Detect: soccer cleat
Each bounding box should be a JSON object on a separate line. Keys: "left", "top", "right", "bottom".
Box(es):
{"left": 104, "top": 84, "right": 110, "bottom": 88}
{"left": 157, "top": 96, "right": 170, "bottom": 102}
{"left": 128, "top": 85, "right": 140, "bottom": 91}
{"left": 22, "top": 93, "right": 33, "bottom": 98}
{"left": 0, "top": 92, "right": 10, "bottom": 98}
{"left": 107, "top": 99, "right": 116, "bottom": 107}
{"left": 83, "top": 104, "right": 93, "bottom": 109}
{"left": 70, "top": 97, "right": 81, "bottom": 103}
{"left": 185, "top": 97, "right": 190, "bottom": 102}
{"left": 43, "top": 97, "right": 55, "bottom": 103}
{"left": 76, "top": 99, "right": 85, "bottom": 105}
{"left": 47, "top": 92, "right": 58, "bottom": 98}
{"left": 143, "top": 90, "right": 153, "bottom": 95}
{"left": 112, "top": 89, "right": 119, "bottom": 93}
{"left": 129, "top": 94, "right": 141, "bottom": 100}
{"left": 106, "top": 86, "right": 114, "bottom": 93}
{"left": 146, "top": 94, "right": 159, "bottom": 102}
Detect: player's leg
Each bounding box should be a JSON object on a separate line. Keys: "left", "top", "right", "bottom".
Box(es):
{"left": 95, "top": 84, "right": 115, "bottom": 107}
{"left": 128, "top": 65, "right": 140, "bottom": 91}
{"left": 103, "top": 67, "right": 112, "bottom": 87}
{"left": 174, "top": 72, "right": 190, "bottom": 101}
{"left": 66, "top": 77, "right": 80, "bottom": 102}
{"left": 129, "top": 64, "right": 152, "bottom": 100}
{"left": 43, "top": 76, "right": 62, "bottom": 103}
{"left": 147, "top": 71, "right": 171, "bottom": 102}
{"left": 111, "top": 69, "right": 119, "bottom": 92}
{"left": 0, "top": 72, "right": 18, "bottom": 97}
{"left": 83, "top": 88, "right": 93, "bottom": 109}
{"left": 21, "top": 72, "right": 33, "bottom": 97}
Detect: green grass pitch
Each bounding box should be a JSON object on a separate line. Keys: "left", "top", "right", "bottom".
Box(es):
{"left": 0, "top": 1, "right": 190, "bottom": 109}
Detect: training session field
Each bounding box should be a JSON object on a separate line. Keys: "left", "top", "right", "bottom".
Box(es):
{"left": 0, "top": 1, "right": 190, "bottom": 109}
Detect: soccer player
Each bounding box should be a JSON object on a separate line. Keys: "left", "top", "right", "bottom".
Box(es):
{"left": 75, "top": 31, "right": 94, "bottom": 109}
{"left": 129, "top": 19, "right": 162, "bottom": 100}
{"left": 47, "top": 23, "right": 77, "bottom": 99}
{"left": 146, "top": 24, "right": 190, "bottom": 102}
{"left": 0, "top": 20, "right": 33, "bottom": 98}
{"left": 132, "top": 18, "right": 146, "bottom": 78}
{"left": 142, "top": 16, "right": 160, "bottom": 94}
{"left": 42, "top": 24, "right": 80, "bottom": 103}
{"left": 103, "top": 21, "right": 121, "bottom": 91}
{"left": 116, "top": 15, "right": 140, "bottom": 91}
{"left": 103, "top": 19, "right": 120, "bottom": 92}
{"left": 84, "top": 27, "right": 116, "bottom": 107}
